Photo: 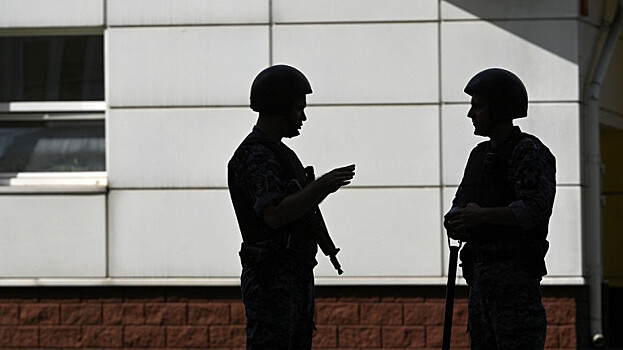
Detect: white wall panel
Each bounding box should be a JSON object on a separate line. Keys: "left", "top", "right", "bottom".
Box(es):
{"left": 107, "top": 0, "right": 268, "bottom": 26}
{"left": 273, "top": 0, "right": 437, "bottom": 23}
{"left": 287, "top": 105, "right": 440, "bottom": 187}
{"left": 316, "top": 188, "right": 442, "bottom": 277}
{"left": 546, "top": 186, "right": 583, "bottom": 276}
{"left": 442, "top": 20, "right": 579, "bottom": 102}
{"left": 0, "top": 195, "right": 106, "bottom": 277}
{"left": 273, "top": 23, "right": 438, "bottom": 105}
{"left": 108, "top": 190, "right": 241, "bottom": 277}
{"left": 0, "top": 0, "right": 103, "bottom": 28}
{"left": 107, "top": 26, "right": 269, "bottom": 107}
{"left": 441, "top": 0, "right": 578, "bottom": 20}
{"left": 442, "top": 103, "right": 581, "bottom": 186}
{"left": 108, "top": 108, "right": 256, "bottom": 188}
{"left": 440, "top": 104, "right": 480, "bottom": 186}
{"left": 515, "top": 103, "right": 581, "bottom": 185}
{"left": 442, "top": 186, "right": 583, "bottom": 277}
{"left": 109, "top": 188, "right": 444, "bottom": 279}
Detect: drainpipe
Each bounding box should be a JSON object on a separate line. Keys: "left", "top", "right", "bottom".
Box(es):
{"left": 585, "top": 0, "right": 623, "bottom": 346}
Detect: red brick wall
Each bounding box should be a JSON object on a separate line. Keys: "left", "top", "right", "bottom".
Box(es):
{"left": 0, "top": 286, "right": 580, "bottom": 349}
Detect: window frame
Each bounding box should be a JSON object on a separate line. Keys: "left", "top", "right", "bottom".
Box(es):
{"left": 0, "top": 29, "right": 106, "bottom": 191}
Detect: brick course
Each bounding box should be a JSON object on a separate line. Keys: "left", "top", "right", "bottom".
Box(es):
{"left": 0, "top": 286, "right": 579, "bottom": 349}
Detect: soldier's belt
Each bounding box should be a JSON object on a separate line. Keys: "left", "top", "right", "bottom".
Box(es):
{"left": 473, "top": 249, "right": 523, "bottom": 265}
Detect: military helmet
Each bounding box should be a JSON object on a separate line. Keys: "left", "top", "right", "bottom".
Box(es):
{"left": 464, "top": 68, "right": 528, "bottom": 120}
{"left": 250, "top": 64, "right": 312, "bottom": 114}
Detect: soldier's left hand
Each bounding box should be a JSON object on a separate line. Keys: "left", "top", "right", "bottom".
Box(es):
{"left": 444, "top": 202, "right": 485, "bottom": 231}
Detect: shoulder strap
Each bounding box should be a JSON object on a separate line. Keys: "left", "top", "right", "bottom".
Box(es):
{"left": 241, "top": 137, "right": 308, "bottom": 185}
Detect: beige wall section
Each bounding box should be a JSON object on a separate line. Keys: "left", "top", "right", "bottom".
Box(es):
{"left": 593, "top": 3, "right": 623, "bottom": 287}
{"left": 602, "top": 129, "right": 623, "bottom": 287}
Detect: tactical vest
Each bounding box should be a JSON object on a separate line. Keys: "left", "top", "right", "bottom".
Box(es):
{"left": 458, "top": 131, "right": 544, "bottom": 243}
{"left": 458, "top": 130, "right": 550, "bottom": 277}
{"left": 228, "top": 133, "right": 317, "bottom": 266}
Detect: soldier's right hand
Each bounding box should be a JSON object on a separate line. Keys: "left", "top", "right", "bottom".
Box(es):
{"left": 444, "top": 210, "right": 470, "bottom": 241}
{"left": 318, "top": 164, "right": 355, "bottom": 194}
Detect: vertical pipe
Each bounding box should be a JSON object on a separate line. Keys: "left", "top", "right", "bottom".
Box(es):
{"left": 585, "top": 0, "right": 623, "bottom": 346}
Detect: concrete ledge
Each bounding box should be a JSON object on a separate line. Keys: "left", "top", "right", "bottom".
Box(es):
{"left": 0, "top": 276, "right": 586, "bottom": 287}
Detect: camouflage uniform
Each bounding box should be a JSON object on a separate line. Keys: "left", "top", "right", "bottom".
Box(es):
{"left": 468, "top": 260, "right": 547, "bottom": 349}
{"left": 451, "top": 126, "right": 556, "bottom": 350}
{"left": 228, "top": 127, "right": 318, "bottom": 350}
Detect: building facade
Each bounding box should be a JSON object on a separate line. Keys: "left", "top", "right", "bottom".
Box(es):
{"left": 0, "top": 0, "right": 622, "bottom": 348}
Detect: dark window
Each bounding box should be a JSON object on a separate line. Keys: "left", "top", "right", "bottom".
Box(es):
{"left": 0, "top": 35, "right": 104, "bottom": 102}
{"left": 0, "top": 120, "right": 105, "bottom": 172}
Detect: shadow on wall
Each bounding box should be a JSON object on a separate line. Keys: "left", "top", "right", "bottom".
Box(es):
{"left": 443, "top": 1, "right": 578, "bottom": 64}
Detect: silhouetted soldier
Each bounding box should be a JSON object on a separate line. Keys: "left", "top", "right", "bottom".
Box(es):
{"left": 228, "top": 64, "right": 355, "bottom": 349}
{"left": 444, "top": 68, "right": 556, "bottom": 350}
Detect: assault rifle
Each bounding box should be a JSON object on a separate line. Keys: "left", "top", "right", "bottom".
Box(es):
{"left": 288, "top": 170, "right": 343, "bottom": 275}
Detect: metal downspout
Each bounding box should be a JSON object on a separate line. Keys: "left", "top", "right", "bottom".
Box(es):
{"left": 585, "top": 0, "right": 623, "bottom": 346}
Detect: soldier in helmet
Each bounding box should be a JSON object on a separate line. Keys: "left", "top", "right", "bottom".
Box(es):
{"left": 444, "top": 68, "right": 556, "bottom": 349}
{"left": 228, "top": 64, "right": 355, "bottom": 349}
